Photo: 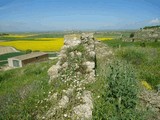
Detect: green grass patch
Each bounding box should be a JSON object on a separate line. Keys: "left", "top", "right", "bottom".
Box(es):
{"left": 0, "top": 52, "right": 25, "bottom": 61}
{"left": 116, "top": 47, "right": 147, "bottom": 65}
{"left": 103, "top": 39, "right": 160, "bottom": 89}
{"left": 0, "top": 61, "right": 7, "bottom": 66}
{"left": 0, "top": 60, "right": 57, "bottom": 119}
{"left": 103, "top": 39, "right": 160, "bottom": 48}
{"left": 116, "top": 47, "right": 160, "bottom": 89}
{"left": 0, "top": 52, "right": 25, "bottom": 66}
{"left": 88, "top": 57, "right": 151, "bottom": 120}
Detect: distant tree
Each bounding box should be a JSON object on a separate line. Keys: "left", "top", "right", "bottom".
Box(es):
{"left": 130, "top": 33, "right": 135, "bottom": 38}
{"left": 26, "top": 49, "right": 32, "bottom": 54}
{"left": 0, "top": 33, "right": 9, "bottom": 36}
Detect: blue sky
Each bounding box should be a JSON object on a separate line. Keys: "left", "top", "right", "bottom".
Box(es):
{"left": 0, "top": 0, "right": 160, "bottom": 32}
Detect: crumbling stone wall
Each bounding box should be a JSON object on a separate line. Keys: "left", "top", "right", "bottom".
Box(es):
{"left": 123, "top": 28, "right": 160, "bottom": 42}
{"left": 134, "top": 28, "right": 160, "bottom": 42}
{"left": 42, "top": 33, "right": 96, "bottom": 120}
{"left": 48, "top": 33, "right": 96, "bottom": 84}
{"left": 139, "top": 89, "right": 160, "bottom": 119}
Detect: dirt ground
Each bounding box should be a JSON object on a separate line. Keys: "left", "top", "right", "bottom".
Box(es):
{"left": 0, "top": 46, "right": 19, "bottom": 55}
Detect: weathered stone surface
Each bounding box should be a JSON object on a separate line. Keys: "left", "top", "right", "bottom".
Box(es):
{"left": 46, "top": 33, "right": 96, "bottom": 119}
{"left": 48, "top": 92, "right": 58, "bottom": 101}
{"left": 84, "top": 61, "right": 95, "bottom": 73}
{"left": 139, "top": 89, "right": 160, "bottom": 111}
{"left": 73, "top": 91, "right": 93, "bottom": 120}
{"left": 58, "top": 95, "right": 69, "bottom": 108}
{"left": 61, "top": 62, "right": 68, "bottom": 69}
{"left": 123, "top": 27, "right": 160, "bottom": 42}
{"left": 48, "top": 65, "right": 60, "bottom": 82}
{"left": 64, "top": 34, "right": 81, "bottom": 47}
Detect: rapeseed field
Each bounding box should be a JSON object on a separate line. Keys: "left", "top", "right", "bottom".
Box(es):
{"left": 0, "top": 37, "right": 112, "bottom": 51}
{"left": 0, "top": 38, "right": 64, "bottom": 51}
{"left": 97, "top": 37, "right": 113, "bottom": 41}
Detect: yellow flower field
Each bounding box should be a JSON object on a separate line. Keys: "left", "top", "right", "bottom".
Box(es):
{"left": 97, "top": 37, "right": 113, "bottom": 41}
{"left": 34, "top": 38, "right": 63, "bottom": 41}
{"left": 0, "top": 37, "right": 112, "bottom": 51}
{"left": 0, "top": 38, "right": 64, "bottom": 51}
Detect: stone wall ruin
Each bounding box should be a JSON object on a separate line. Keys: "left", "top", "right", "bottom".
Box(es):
{"left": 44, "top": 33, "right": 96, "bottom": 119}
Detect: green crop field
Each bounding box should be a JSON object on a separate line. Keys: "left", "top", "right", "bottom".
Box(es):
{"left": 0, "top": 52, "right": 25, "bottom": 66}
{"left": 0, "top": 52, "right": 25, "bottom": 61}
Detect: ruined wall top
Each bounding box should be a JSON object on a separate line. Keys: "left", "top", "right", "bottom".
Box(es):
{"left": 45, "top": 33, "right": 96, "bottom": 119}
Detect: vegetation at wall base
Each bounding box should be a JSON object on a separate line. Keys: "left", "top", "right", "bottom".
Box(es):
{"left": 91, "top": 59, "right": 152, "bottom": 120}
{"left": 104, "top": 39, "right": 160, "bottom": 89}
{"left": 0, "top": 60, "right": 57, "bottom": 120}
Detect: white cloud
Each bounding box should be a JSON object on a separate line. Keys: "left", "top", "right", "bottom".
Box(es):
{"left": 149, "top": 18, "right": 160, "bottom": 24}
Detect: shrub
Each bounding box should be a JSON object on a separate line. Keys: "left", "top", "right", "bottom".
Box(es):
{"left": 117, "top": 48, "right": 146, "bottom": 65}
{"left": 129, "top": 32, "right": 135, "bottom": 38}
{"left": 93, "top": 61, "right": 144, "bottom": 120}
{"left": 140, "top": 42, "right": 146, "bottom": 47}
{"left": 105, "top": 62, "right": 139, "bottom": 116}
{"left": 26, "top": 49, "right": 32, "bottom": 54}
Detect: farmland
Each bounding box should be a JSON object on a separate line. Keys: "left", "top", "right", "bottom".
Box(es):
{"left": 0, "top": 32, "right": 114, "bottom": 51}
{"left": 0, "top": 34, "right": 64, "bottom": 51}
{"left": 0, "top": 32, "right": 114, "bottom": 66}
{"left": 0, "top": 39, "right": 64, "bottom": 51}
{"left": 0, "top": 52, "right": 25, "bottom": 66}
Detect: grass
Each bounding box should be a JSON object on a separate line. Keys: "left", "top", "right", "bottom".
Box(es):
{"left": 103, "top": 39, "right": 160, "bottom": 48}
{"left": 0, "top": 60, "right": 57, "bottom": 119}
{"left": 92, "top": 61, "right": 146, "bottom": 120}
{"left": 86, "top": 51, "right": 152, "bottom": 119}
{"left": 94, "top": 31, "right": 135, "bottom": 38}
{"left": 0, "top": 61, "right": 7, "bottom": 66}
{"left": 104, "top": 39, "right": 160, "bottom": 89}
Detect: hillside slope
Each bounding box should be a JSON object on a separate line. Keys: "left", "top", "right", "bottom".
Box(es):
{"left": 0, "top": 33, "right": 159, "bottom": 120}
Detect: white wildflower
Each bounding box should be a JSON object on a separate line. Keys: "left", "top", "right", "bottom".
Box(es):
{"left": 64, "top": 114, "right": 67, "bottom": 117}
